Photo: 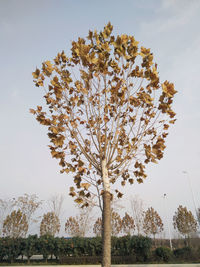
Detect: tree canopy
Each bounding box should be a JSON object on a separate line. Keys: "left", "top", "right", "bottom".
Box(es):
{"left": 31, "top": 22, "right": 177, "bottom": 207}
{"left": 173, "top": 205, "right": 197, "bottom": 239}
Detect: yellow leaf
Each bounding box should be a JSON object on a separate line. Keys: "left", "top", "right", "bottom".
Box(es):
{"left": 163, "top": 124, "right": 169, "bottom": 130}
{"left": 69, "top": 191, "right": 76, "bottom": 197}
{"left": 74, "top": 197, "right": 83, "bottom": 204}
{"left": 91, "top": 57, "right": 98, "bottom": 64}
{"left": 169, "top": 119, "right": 176, "bottom": 124}
{"left": 32, "top": 68, "right": 40, "bottom": 79}
{"left": 81, "top": 183, "right": 90, "bottom": 190}
{"left": 29, "top": 109, "right": 36, "bottom": 114}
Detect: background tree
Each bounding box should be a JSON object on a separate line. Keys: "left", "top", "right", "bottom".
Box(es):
{"left": 143, "top": 207, "right": 163, "bottom": 240}
{"left": 48, "top": 194, "right": 65, "bottom": 235}
{"left": 40, "top": 212, "right": 60, "bottom": 237}
{"left": 130, "top": 195, "right": 145, "bottom": 235}
{"left": 48, "top": 194, "right": 64, "bottom": 218}
{"left": 2, "top": 209, "right": 28, "bottom": 238}
{"left": 15, "top": 194, "right": 42, "bottom": 235}
{"left": 93, "top": 210, "right": 122, "bottom": 237}
{"left": 31, "top": 22, "right": 176, "bottom": 267}
{"left": 65, "top": 216, "right": 81, "bottom": 237}
{"left": 93, "top": 217, "right": 102, "bottom": 237}
{"left": 0, "top": 198, "right": 15, "bottom": 236}
{"left": 111, "top": 210, "right": 122, "bottom": 236}
{"left": 122, "top": 212, "right": 135, "bottom": 235}
{"left": 173, "top": 205, "right": 197, "bottom": 240}
{"left": 65, "top": 204, "right": 94, "bottom": 237}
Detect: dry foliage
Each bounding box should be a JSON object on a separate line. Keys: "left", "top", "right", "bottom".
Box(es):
{"left": 143, "top": 207, "right": 163, "bottom": 239}
{"left": 2, "top": 209, "right": 28, "bottom": 238}
{"left": 93, "top": 210, "right": 122, "bottom": 237}
{"left": 111, "top": 210, "right": 122, "bottom": 236}
{"left": 31, "top": 22, "right": 177, "bottom": 207}
{"left": 0, "top": 198, "right": 15, "bottom": 236}
{"left": 31, "top": 22, "right": 176, "bottom": 267}
{"left": 65, "top": 216, "right": 81, "bottom": 237}
{"left": 173, "top": 205, "right": 197, "bottom": 238}
{"left": 40, "top": 211, "right": 60, "bottom": 236}
{"left": 93, "top": 217, "right": 102, "bottom": 237}
{"left": 122, "top": 212, "right": 135, "bottom": 235}
{"left": 15, "top": 194, "right": 42, "bottom": 226}
{"left": 65, "top": 204, "right": 94, "bottom": 237}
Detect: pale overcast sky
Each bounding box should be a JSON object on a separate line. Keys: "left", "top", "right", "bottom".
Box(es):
{"left": 0, "top": 0, "right": 200, "bottom": 236}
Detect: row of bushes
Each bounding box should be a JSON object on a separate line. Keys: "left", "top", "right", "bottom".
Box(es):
{"left": 0, "top": 235, "right": 200, "bottom": 264}
{"left": 60, "top": 247, "right": 200, "bottom": 264}
{"left": 0, "top": 235, "right": 151, "bottom": 263}
{"left": 154, "top": 246, "right": 200, "bottom": 263}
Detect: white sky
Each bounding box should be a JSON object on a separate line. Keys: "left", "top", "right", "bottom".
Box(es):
{"left": 0, "top": 0, "right": 200, "bottom": 237}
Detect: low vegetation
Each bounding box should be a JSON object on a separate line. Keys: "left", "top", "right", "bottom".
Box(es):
{"left": 0, "top": 235, "right": 200, "bottom": 265}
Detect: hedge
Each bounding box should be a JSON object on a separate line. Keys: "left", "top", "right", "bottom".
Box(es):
{"left": 0, "top": 235, "right": 151, "bottom": 263}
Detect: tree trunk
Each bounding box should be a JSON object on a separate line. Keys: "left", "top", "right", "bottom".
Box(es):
{"left": 101, "top": 157, "right": 111, "bottom": 267}
{"left": 102, "top": 191, "right": 111, "bottom": 267}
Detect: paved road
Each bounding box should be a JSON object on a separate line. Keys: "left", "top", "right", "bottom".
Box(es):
{"left": 8, "top": 264, "right": 200, "bottom": 267}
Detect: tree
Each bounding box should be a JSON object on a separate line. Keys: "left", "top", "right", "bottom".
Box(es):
{"left": 173, "top": 205, "right": 197, "bottom": 240}
{"left": 130, "top": 195, "right": 145, "bottom": 235}
{"left": 122, "top": 212, "right": 135, "bottom": 235}
{"left": 48, "top": 194, "right": 64, "bottom": 218}
{"left": 40, "top": 212, "right": 60, "bottom": 237}
{"left": 93, "top": 210, "right": 122, "bottom": 237}
{"left": 31, "top": 22, "right": 176, "bottom": 267}
{"left": 14, "top": 194, "right": 42, "bottom": 234}
{"left": 111, "top": 210, "right": 122, "bottom": 236}
{"left": 143, "top": 207, "right": 163, "bottom": 239}
{"left": 65, "top": 216, "right": 81, "bottom": 237}
{"left": 65, "top": 204, "right": 94, "bottom": 237}
{"left": 0, "top": 198, "right": 15, "bottom": 236}
{"left": 93, "top": 217, "right": 102, "bottom": 237}
{"left": 2, "top": 209, "right": 28, "bottom": 238}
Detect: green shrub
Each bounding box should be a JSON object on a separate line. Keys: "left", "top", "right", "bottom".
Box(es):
{"left": 174, "top": 246, "right": 193, "bottom": 261}
{"left": 131, "top": 235, "right": 152, "bottom": 261}
{"left": 0, "top": 235, "right": 152, "bottom": 264}
{"left": 21, "top": 235, "right": 38, "bottom": 263}
{"left": 111, "top": 235, "right": 151, "bottom": 261}
{"left": 2, "top": 237, "right": 22, "bottom": 263}
{"left": 155, "top": 246, "right": 173, "bottom": 262}
{"left": 0, "top": 238, "right": 6, "bottom": 261}
{"left": 38, "top": 235, "right": 55, "bottom": 262}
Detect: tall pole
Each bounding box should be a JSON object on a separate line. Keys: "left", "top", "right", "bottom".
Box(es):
{"left": 183, "top": 170, "right": 199, "bottom": 227}
{"left": 163, "top": 193, "right": 173, "bottom": 250}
